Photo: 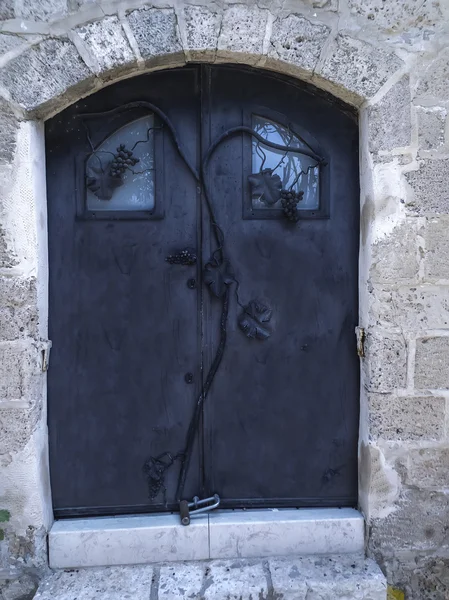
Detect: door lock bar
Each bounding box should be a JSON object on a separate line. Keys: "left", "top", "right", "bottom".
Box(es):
{"left": 179, "top": 494, "right": 220, "bottom": 526}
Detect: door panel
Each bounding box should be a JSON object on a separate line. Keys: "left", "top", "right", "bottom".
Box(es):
{"left": 202, "top": 66, "right": 359, "bottom": 506}
{"left": 46, "top": 68, "right": 202, "bottom": 515}
{"left": 46, "top": 65, "right": 359, "bottom": 517}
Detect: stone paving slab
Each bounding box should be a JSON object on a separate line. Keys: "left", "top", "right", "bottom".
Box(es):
{"left": 34, "top": 554, "right": 386, "bottom": 600}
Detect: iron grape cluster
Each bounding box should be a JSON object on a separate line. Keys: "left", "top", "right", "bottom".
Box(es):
{"left": 280, "top": 189, "right": 303, "bottom": 223}
{"left": 166, "top": 248, "right": 197, "bottom": 266}
{"left": 110, "top": 144, "right": 139, "bottom": 177}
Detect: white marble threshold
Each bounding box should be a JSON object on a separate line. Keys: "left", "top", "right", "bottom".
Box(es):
{"left": 49, "top": 507, "right": 365, "bottom": 569}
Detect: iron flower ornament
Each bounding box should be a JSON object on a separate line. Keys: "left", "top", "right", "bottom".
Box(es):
{"left": 238, "top": 300, "right": 272, "bottom": 341}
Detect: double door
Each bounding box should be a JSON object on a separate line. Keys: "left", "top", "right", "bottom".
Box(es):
{"left": 46, "top": 65, "right": 360, "bottom": 517}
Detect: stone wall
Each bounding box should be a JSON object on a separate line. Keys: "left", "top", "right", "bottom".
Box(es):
{"left": 0, "top": 0, "right": 448, "bottom": 598}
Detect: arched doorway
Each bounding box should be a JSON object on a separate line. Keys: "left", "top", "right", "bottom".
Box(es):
{"left": 45, "top": 64, "right": 359, "bottom": 518}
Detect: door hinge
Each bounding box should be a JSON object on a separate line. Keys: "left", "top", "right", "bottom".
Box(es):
{"left": 40, "top": 340, "right": 52, "bottom": 372}
{"left": 355, "top": 327, "right": 365, "bottom": 358}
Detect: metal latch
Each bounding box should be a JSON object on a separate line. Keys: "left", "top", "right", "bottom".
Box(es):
{"left": 39, "top": 340, "right": 52, "bottom": 372}
{"left": 355, "top": 326, "right": 365, "bottom": 358}
{"left": 179, "top": 494, "right": 220, "bottom": 526}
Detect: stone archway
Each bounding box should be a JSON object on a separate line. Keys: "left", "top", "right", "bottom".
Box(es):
{"left": 0, "top": 2, "right": 447, "bottom": 596}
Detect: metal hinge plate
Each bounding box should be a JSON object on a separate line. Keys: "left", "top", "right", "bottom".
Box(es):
{"left": 355, "top": 327, "right": 365, "bottom": 358}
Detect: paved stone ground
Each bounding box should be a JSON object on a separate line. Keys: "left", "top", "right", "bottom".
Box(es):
{"left": 33, "top": 555, "right": 386, "bottom": 600}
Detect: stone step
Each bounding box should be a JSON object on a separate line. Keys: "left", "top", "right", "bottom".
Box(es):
{"left": 49, "top": 508, "right": 364, "bottom": 568}
{"left": 35, "top": 555, "right": 387, "bottom": 600}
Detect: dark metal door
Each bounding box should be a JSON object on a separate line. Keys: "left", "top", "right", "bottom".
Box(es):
{"left": 46, "top": 65, "right": 359, "bottom": 517}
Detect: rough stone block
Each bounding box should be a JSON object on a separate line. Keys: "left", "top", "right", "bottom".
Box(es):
{"left": 0, "top": 99, "right": 18, "bottom": 165}
{"left": 15, "top": 0, "right": 68, "bottom": 21}
{"left": 217, "top": 5, "right": 269, "bottom": 61}
{"left": 415, "top": 337, "right": 449, "bottom": 389}
{"left": 368, "top": 394, "right": 445, "bottom": 441}
{"left": 0, "top": 34, "right": 27, "bottom": 56}
{"left": 159, "top": 563, "right": 205, "bottom": 600}
{"left": 403, "top": 447, "right": 449, "bottom": 489}
{"left": 359, "top": 443, "right": 400, "bottom": 520}
{"left": 405, "top": 159, "right": 449, "bottom": 214}
{"left": 370, "top": 488, "right": 449, "bottom": 554}
{"left": 183, "top": 5, "right": 221, "bottom": 55}
{"left": 0, "top": 342, "right": 40, "bottom": 404}
{"left": 368, "top": 77, "right": 411, "bottom": 152}
{"left": 203, "top": 561, "right": 268, "bottom": 600}
{"left": 0, "top": 406, "right": 40, "bottom": 456}
{"left": 0, "top": 39, "right": 91, "bottom": 112}
{"left": 369, "top": 285, "right": 449, "bottom": 331}
{"left": 269, "top": 555, "right": 386, "bottom": 600}
{"left": 34, "top": 566, "right": 155, "bottom": 600}
{"left": 0, "top": 0, "right": 14, "bottom": 20}
{"left": 304, "top": 0, "right": 338, "bottom": 9}
{"left": 370, "top": 221, "right": 420, "bottom": 284}
{"left": 0, "top": 276, "right": 38, "bottom": 340}
{"left": 0, "top": 225, "right": 19, "bottom": 269}
{"left": 268, "top": 15, "right": 330, "bottom": 73}
{"left": 417, "top": 107, "right": 447, "bottom": 150}
{"left": 363, "top": 331, "right": 407, "bottom": 392}
{"left": 347, "top": 0, "right": 442, "bottom": 32}
{"left": 127, "top": 7, "right": 182, "bottom": 60}
{"left": 416, "top": 48, "right": 449, "bottom": 102}
{"left": 382, "top": 554, "right": 449, "bottom": 600}
{"left": 423, "top": 217, "right": 449, "bottom": 279}
{"left": 75, "top": 17, "right": 134, "bottom": 74}
{"left": 318, "top": 35, "right": 403, "bottom": 101}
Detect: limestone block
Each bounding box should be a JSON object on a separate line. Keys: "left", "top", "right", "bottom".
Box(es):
{"left": 75, "top": 16, "right": 135, "bottom": 74}
{"left": 406, "top": 159, "right": 449, "bottom": 215}
{"left": 415, "top": 336, "right": 449, "bottom": 389}
{"left": 416, "top": 48, "right": 449, "bottom": 103}
{"left": 317, "top": 35, "right": 403, "bottom": 101}
{"left": 0, "top": 225, "right": 19, "bottom": 269}
{"left": 0, "top": 276, "right": 38, "bottom": 340}
{"left": 0, "top": 342, "right": 40, "bottom": 405}
{"left": 0, "top": 34, "right": 27, "bottom": 56}
{"left": 0, "top": 0, "right": 14, "bottom": 20}
{"left": 15, "top": 0, "right": 68, "bottom": 21}
{"left": 402, "top": 447, "right": 449, "bottom": 489}
{"left": 183, "top": 5, "right": 221, "bottom": 56}
{"left": 0, "top": 99, "right": 18, "bottom": 165}
{"left": 269, "top": 555, "right": 386, "bottom": 600}
{"left": 0, "top": 574, "right": 38, "bottom": 600}
{"left": 203, "top": 561, "right": 268, "bottom": 600}
{"left": 347, "top": 0, "right": 442, "bottom": 32}
{"left": 363, "top": 331, "right": 407, "bottom": 392}
{"left": 34, "top": 566, "right": 155, "bottom": 600}
{"left": 368, "top": 77, "right": 411, "bottom": 152}
{"left": 159, "top": 563, "right": 204, "bottom": 599}
{"left": 370, "top": 221, "right": 420, "bottom": 284}
{"left": 0, "top": 39, "right": 91, "bottom": 112}
{"left": 370, "top": 488, "right": 449, "bottom": 554}
{"left": 217, "top": 5, "right": 269, "bottom": 62}
{"left": 127, "top": 7, "right": 182, "bottom": 61}
{"left": 417, "top": 107, "right": 447, "bottom": 151}
{"left": 358, "top": 443, "right": 400, "bottom": 520}
{"left": 268, "top": 15, "right": 330, "bottom": 73}
{"left": 0, "top": 406, "right": 41, "bottom": 456}
{"left": 383, "top": 554, "right": 449, "bottom": 600}
{"left": 369, "top": 285, "right": 449, "bottom": 331}
{"left": 368, "top": 394, "right": 445, "bottom": 441}
{"left": 423, "top": 216, "right": 449, "bottom": 279}
{"left": 303, "top": 0, "right": 338, "bottom": 9}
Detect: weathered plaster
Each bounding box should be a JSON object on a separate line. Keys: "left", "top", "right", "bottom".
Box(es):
{"left": 0, "top": 1, "right": 448, "bottom": 598}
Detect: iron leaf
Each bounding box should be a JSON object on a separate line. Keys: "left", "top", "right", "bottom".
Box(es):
{"left": 203, "top": 258, "right": 234, "bottom": 297}
{"left": 248, "top": 168, "right": 282, "bottom": 206}
{"left": 86, "top": 162, "right": 123, "bottom": 201}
